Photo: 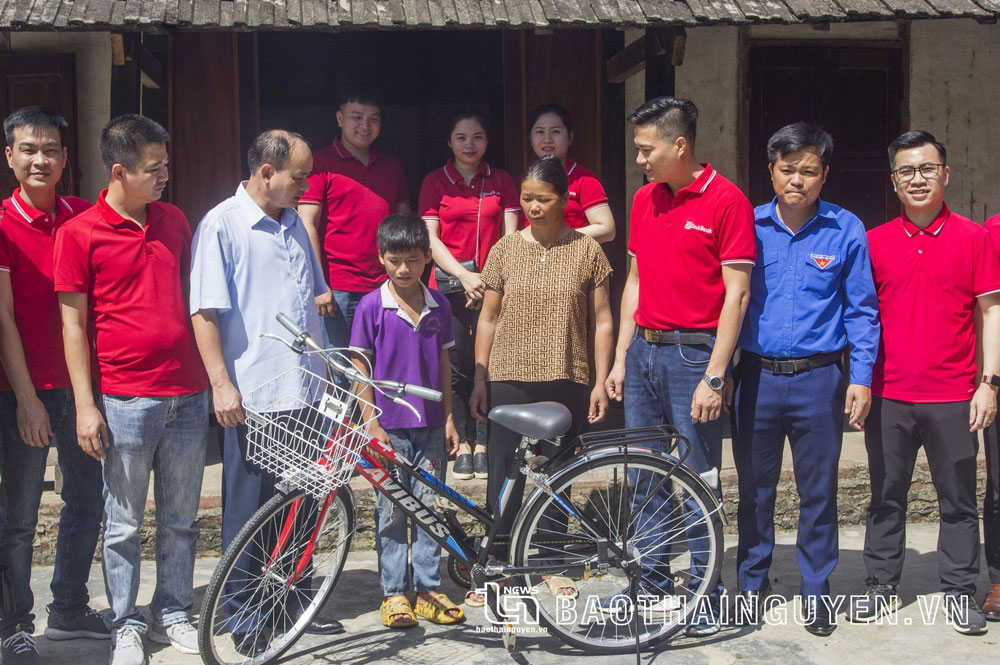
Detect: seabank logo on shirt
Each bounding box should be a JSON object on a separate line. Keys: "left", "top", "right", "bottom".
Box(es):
{"left": 684, "top": 221, "right": 713, "bottom": 234}
{"left": 482, "top": 190, "right": 503, "bottom": 198}
{"left": 810, "top": 254, "right": 836, "bottom": 269}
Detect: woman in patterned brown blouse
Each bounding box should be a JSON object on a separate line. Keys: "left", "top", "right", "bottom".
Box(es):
{"left": 468, "top": 156, "right": 614, "bottom": 597}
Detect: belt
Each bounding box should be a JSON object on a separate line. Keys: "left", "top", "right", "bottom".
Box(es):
{"left": 638, "top": 326, "right": 716, "bottom": 346}
{"left": 743, "top": 350, "right": 844, "bottom": 376}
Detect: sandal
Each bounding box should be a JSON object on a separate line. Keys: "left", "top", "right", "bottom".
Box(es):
{"left": 464, "top": 581, "right": 508, "bottom": 608}
{"left": 380, "top": 596, "right": 418, "bottom": 629}
{"left": 544, "top": 576, "right": 579, "bottom": 599}
{"left": 413, "top": 592, "right": 465, "bottom": 625}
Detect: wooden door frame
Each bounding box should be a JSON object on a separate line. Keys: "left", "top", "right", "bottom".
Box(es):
{"left": 737, "top": 23, "right": 910, "bottom": 192}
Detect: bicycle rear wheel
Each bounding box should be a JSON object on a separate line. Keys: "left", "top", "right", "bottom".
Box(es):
{"left": 509, "top": 447, "right": 724, "bottom": 654}
{"left": 198, "top": 486, "right": 355, "bottom": 665}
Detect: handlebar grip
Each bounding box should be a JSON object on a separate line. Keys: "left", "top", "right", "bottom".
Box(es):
{"left": 276, "top": 313, "right": 305, "bottom": 338}
{"left": 405, "top": 384, "right": 443, "bottom": 402}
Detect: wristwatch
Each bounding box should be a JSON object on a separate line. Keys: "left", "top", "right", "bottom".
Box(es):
{"left": 983, "top": 374, "right": 1000, "bottom": 389}
{"left": 703, "top": 374, "right": 724, "bottom": 391}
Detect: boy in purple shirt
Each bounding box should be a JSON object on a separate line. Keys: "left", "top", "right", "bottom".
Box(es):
{"left": 349, "top": 213, "right": 462, "bottom": 629}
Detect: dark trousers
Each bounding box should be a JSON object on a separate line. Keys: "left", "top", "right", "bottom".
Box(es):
{"left": 447, "top": 292, "right": 487, "bottom": 446}
{"left": 984, "top": 421, "right": 1000, "bottom": 584}
{"left": 732, "top": 361, "right": 845, "bottom": 598}
{"left": 863, "top": 397, "right": 981, "bottom": 594}
{"left": 485, "top": 380, "right": 589, "bottom": 543}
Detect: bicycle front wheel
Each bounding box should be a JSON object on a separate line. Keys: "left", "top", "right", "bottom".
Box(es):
{"left": 509, "top": 447, "right": 724, "bottom": 653}
{"left": 198, "top": 486, "right": 355, "bottom": 665}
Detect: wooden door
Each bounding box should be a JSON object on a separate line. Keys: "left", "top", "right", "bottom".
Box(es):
{"left": 0, "top": 53, "right": 79, "bottom": 199}
{"left": 748, "top": 46, "right": 903, "bottom": 228}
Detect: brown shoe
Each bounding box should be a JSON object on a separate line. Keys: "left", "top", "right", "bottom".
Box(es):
{"left": 984, "top": 584, "right": 1000, "bottom": 621}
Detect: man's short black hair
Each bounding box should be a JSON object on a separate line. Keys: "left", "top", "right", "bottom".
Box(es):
{"left": 3, "top": 106, "right": 68, "bottom": 148}
{"left": 247, "top": 129, "right": 310, "bottom": 174}
{"left": 99, "top": 114, "right": 169, "bottom": 176}
{"left": 378, "top": 212, "right": 430, "bottom": 255}
{"left": 628, "top": 96, "right": 698, "bottom": 144}
{"left": 887, "top": 130, "right": 947, "bottom": 170}
{"left": 767, "top": 122, "right": 834, "bottom": 168}
{"left": 338, "top": 88, "right": 382, "bottom": 109}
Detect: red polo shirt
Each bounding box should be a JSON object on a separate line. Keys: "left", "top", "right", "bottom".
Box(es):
{"left": 418, "top": 161, "right": 519, "bottom": 287}
{"left": 519, "top": 159, "right": 610, "bottom": 230}
{"left": 0, "top": 189, "right": 90, "bottom": 391}
{"left": 299, "top": 138, "right": 409, "bottom": 292}
{"left": 627, "top": 164, "right": 756, "bottom": 330}
{"left": 868, "top": 205, "right": 1000, "bottom": 402}
{"left": 52, "top": 190, "right": 208, "bottom": 396}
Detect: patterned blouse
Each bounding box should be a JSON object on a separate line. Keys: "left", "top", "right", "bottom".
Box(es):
{"left": 481, "top": 230, "right": 612, "bottom": 385}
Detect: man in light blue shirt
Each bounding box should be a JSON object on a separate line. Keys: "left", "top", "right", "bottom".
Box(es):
{"left": 189, "top": 130, "right": 344, "bottom": 648}
{"left": 732, "top": 123, "right": 880, "bottom": 635}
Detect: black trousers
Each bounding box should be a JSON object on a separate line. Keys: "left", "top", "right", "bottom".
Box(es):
{"left": 984, "top": 421, "right": 1000, "bottom": 584}
{"left": 485, "top": 380, "right": 589, "bottom": 544}
{"left": 446, "top": 292, "right": 487, "bottom": 446}
{"left": 863, "top": 397, "right": 981, "bottom": 594}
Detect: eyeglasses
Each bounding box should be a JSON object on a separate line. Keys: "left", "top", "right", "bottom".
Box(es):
{"left": 892, "top": 163, "right": 944, "bottom": 181}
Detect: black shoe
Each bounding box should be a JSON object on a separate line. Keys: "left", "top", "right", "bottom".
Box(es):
{"left": 734, "top": 580, "right": 772, "bottom": 626}
{"left": 453, "top": 453, "right": 474, "bottom": 480}
{"left": 943, "top": 591, "right": 988, "bottom": 635}
{"left": 804, "top": 596, "right": 836, "bottom": 636}
{"left": 233, "top": 632, "right": 270, "bottom": 657}
{"left": 847, "top": 582, "right": 899, "bottom": 622}
{"left": 305, "top": 619, "right": 344, "bottom": 635}
{"left": 473, "top": 452, "right": 488, "bottom": 480}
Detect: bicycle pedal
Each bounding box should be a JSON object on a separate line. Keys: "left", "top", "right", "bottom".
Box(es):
{"left": 525, "top": 455, "right": 549, "bottom": 472}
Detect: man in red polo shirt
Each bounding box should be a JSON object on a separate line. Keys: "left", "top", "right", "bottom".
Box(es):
{"left": 0, "top": 106, "right": 106, "bottom": 665}
{"left": 54, "top": 115, "right": 209, "bottom": 665}
{"left": 298, "top": 90, "right": 410, "bottom": 350}
{"left": 604, "top": 96, "right": 755, "bottom": 636}
{"left": 849, "top": 131, "right": 1000, "bottom": 635}
{"left": 978, "top": 212, "right": 1000, "bottom": 622}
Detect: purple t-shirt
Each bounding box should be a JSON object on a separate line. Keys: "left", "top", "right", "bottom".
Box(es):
{"left": 350, "top": 282, "right": 455, "bottom": 430}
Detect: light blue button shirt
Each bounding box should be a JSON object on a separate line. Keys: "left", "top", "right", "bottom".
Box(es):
{"left": 190, "top": 183, "right": 329, "bottom": 402}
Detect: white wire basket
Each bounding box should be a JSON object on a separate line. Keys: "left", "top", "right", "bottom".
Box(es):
{"left": 242, "top": 366, "right": 380, "bottom": 499}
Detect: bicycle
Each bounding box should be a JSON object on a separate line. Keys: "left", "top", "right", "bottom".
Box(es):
{"left": 198, "top": 313, "right": 727, "bottom": 664}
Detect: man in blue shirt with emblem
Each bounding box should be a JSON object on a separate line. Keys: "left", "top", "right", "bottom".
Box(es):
{"left": 732, "top": 123, "right": 880, "bottom": 636}
{"left": 189, "top": 130, "right": 344, "bottom": 653}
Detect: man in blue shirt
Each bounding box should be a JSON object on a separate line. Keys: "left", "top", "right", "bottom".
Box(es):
{"left": 189, "top": 130, "right": 344, "bottom": 652}
{"left": 732, "top": 123, "right": 880, "bottom": 636}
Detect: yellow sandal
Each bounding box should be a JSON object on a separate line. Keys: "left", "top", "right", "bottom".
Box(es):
{"left": 413, "top": 592, "right": 465, "bottom": 625}
{"left": 380, "top": 596, "right": 418, "bottom": 629}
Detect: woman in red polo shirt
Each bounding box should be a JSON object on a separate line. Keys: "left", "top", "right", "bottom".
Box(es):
{"left": 527, "top": 103, "right": 615, "bottom": 243}
{"left": 419, "top": 111, "right": 519, "bottom": 481}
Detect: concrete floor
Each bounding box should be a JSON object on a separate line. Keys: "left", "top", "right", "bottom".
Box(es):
{"left": 23, "top": 522, "right": 998, "bottom": 665}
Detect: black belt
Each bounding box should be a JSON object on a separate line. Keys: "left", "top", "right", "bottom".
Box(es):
{"left": 743, "top": 350, "right": 844, "bottom": 376}
{"left": 638, "top": 326, "right": 716, "bottom": 346}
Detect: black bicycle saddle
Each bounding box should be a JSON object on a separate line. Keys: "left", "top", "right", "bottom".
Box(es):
{"left": 488, "top": 402, "right": 573, "bottom": 440}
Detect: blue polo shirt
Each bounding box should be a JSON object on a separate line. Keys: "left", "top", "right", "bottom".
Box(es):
{"left": 190, "top": 183, "right": 328, "bottom": 407}
{"left": 739, "top": 198, "right": 880, "bottom": 386}
{"left": 350, "top": 282, "right": 455, "bottom": 430}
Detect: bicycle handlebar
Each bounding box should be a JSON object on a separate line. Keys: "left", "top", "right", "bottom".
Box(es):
{"left": 273, "top": 313, "right": 442, "bottom": 404}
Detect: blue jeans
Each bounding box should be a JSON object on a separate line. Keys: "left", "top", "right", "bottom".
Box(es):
{"left": 0, "top": 389, "right": 104, "bottom": 636}
{"left": 732, "top": 361, "right": 845, "bottom": 598}
{"left": 623, "top": 333, "right": 725, "bottom": 601}
{"left": 324, "top": 290, "right": 366, "bottom": 349}
{"left": 99, "top": 391, "right": 209, "bottom": 630}
{"left": 375, "top": 427, "right": 445, "bottom": 595}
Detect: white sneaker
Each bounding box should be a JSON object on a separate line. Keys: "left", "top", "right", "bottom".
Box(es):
{"left": 109, "top": 625, "right": 146, "bottom": 665}
{"left": 148, "top": 619, "right": 199, "bottom": 655}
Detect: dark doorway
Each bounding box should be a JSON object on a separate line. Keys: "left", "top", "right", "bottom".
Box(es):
{"left": 257, "top": 30, "right": 506, "bottom": 204}
{"left": 0, "top": 52, "right": 78, "bottom": 199}
{"left": 748, "top": 45, "right": 903, "bottom": 228}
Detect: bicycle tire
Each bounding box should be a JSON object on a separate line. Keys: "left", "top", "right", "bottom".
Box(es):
{"left": 198, "top": 486, "right": 355, "bottom": 665}
{"left": 509, "top": 447, "right": 724, "bottom": 654}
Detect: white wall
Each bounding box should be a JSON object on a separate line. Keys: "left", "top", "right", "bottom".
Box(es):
{"left": 909, "top": 19, "right": 1000, "bottom": 221}
{"left": 9, "top": 32, "right": 112, "bottom": 201}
